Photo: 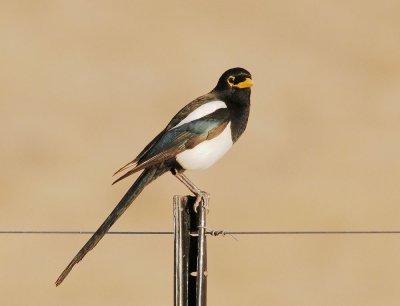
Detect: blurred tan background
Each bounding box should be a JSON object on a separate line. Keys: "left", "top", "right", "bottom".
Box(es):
{"left": 1, "top": 1, "right": 400, "bottom": 305}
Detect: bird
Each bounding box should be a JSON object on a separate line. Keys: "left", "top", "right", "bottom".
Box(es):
{"left": 55, "top": 67, "right": 253, "bottom": 286}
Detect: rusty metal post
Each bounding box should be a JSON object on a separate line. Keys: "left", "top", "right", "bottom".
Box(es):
{"left": 174, "top": 195, "right": 208, "bottom": 306}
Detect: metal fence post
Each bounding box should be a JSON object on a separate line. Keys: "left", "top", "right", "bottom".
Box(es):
{"left": 174, "top": 195, "right": 208, "bottom": 306}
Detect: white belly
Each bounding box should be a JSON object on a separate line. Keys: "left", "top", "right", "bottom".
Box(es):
{"left": 176, "top": 123, "right": 233, "bottom": 170}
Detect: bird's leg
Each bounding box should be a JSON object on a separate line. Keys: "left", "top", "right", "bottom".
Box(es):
{"left": 173, "top": 171, "right": 209, "bottom": 212}
{"left": 173, "top": 171, "right": 202, "bottom": 194}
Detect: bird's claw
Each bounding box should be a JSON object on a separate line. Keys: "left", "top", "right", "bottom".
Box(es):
{"left": 193, "top": 191, "right": 210, "bottom": 213}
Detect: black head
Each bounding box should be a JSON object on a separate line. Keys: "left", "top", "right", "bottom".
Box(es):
{"left": 213, "top": 67, "right": 253, "bottom": 93}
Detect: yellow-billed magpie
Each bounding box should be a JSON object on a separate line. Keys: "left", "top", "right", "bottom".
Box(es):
{"left": 56, "top": 67, "right": 253, "bottom": 286}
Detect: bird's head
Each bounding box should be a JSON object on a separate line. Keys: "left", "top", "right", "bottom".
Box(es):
{"left": 213, "top": 68, "right": 253, "bottom": 101}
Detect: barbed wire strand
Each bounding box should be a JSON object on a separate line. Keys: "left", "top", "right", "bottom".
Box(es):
{"left": 1, "top": 230, "right": 400, "bottom": 235}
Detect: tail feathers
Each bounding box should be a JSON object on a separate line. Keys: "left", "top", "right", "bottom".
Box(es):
{"left": 55, "top": 166, "right": 168, "bottom": 286}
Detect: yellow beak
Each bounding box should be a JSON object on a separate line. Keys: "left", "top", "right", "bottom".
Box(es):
{"left": 235, "top": 77, "right": 254, "bottom": 89}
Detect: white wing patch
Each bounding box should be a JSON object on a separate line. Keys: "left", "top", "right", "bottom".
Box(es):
{"left": 176, "top": 123, "right": 233, "bottom": 170}
{"left": 171, "top": 100, "right": 227, "bottom": 130}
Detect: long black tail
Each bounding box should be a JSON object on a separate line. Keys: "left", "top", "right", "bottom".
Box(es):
{"left": 55, "top": 166, "right": 169, "bottom": 286}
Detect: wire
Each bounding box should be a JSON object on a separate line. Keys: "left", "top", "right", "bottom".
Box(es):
{"left": 1, "top": 230, "right": 400, "bottom": 235}
{"left": 0, "top": 230, "right": 173, "bottom": 235}
{"left": 215, "top": 230, "right": 400, "bottom": 235}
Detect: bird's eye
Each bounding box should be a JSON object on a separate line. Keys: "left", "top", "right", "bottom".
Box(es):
{"left": 227, "top": 76, "right": 235, "bottom": 86}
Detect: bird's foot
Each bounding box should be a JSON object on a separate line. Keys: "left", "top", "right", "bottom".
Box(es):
{"left": 193, "top": 191, "right": 210, "bottom": 213}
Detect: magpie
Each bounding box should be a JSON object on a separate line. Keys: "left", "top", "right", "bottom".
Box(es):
{"left": 55, "top": 67, "right": 253, "bottom": 286}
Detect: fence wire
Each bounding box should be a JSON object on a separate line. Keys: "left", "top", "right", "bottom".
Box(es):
{"left": 1, "top": 230, "right": 400, "bottom": 235}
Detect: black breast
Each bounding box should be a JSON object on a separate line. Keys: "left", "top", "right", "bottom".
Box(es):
{"left": 227, "top": 89, "right": 251, "bottom": 142}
